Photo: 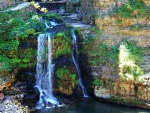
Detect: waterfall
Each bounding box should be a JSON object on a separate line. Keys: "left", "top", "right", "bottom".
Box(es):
{"left": 35, "top": 33, "right": 58, "bottom": 109}
{"left": 71, "top": 30, "right": 88, "bottom": 98}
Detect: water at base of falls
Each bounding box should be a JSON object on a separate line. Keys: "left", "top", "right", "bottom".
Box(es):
{"left": 36, "top": 33, "right": 63, "bottom": 109}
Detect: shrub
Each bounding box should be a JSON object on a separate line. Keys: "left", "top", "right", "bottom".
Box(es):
{"left": 0, "top": 11, "right": 45, "bottom": 76}
{"left": 118, "top": 0, "right": 149, "bottom": 19}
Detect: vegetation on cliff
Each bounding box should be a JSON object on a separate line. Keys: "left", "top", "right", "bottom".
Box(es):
{"left": 0, "top": 11, "right": 45, "bottom": 76}
{"left": 82, "top": 26, "right": 147, "bottom": 85}
{"left": 118, "top": 0, "right": 149, "bottom": 19}
{"left": 56, "top": 66, "right": 78, "bottom": 88}
{"left": 53, "top": 32, "right": 72, "bottom": 60}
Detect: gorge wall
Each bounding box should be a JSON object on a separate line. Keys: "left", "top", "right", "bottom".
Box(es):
{"left": 81, "top": 0, "right": 150, "bottom": 109}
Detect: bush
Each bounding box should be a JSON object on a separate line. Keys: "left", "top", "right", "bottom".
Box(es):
{"left": 0, "top": 11, "right": 45, "bottom": 76}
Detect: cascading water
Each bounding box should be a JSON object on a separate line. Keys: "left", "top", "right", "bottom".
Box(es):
{"left": 35, "top": 33, "right": 58, "bottom": 109}
{"left": 71, "top": 30, "right": 88, "bottom": 98}
{"left": 43, "top": 19, "right": 59, "bottom": 28}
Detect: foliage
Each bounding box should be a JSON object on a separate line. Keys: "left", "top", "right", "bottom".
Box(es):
{"left": 125, "top": 41, "right": 144, "bottom": 64}
{"left": 82, "top": 27, "right": 119, "bottom": 70}
{"left": 53, "top": 32, "right": 72, "bottom": 59}
{"left": 0, "top": 11, "right": 45, "bottom": 76}
{"left": 92, "top": 76, "right": 102, "bottom": 86}
{"left": 113, "top": 19, "right": 122, "bottom": 25}
{"left": 74, "top": 28, "right": 81, "bottom": 36}
{"left": 84, "top": 39, "right": 119, "bottom": 68}
{"left": 92, "top": 77, "right": 107, "bottom": 88}
{"left": 90, "top": 27, "right": 102, "bottom": 35}
{"left": 83, "top": 31, "right": 144, "bottom": 82}
{"left": 130, "top": 23, "right": 147, "bottom": 31}
{"left": 83, "top": 34, "right": 96, "bottom": 45}
{"left": 111, "top": 96, "right": 145, "bottom": 105}
{"left": 118, "top": 0, "right": 149, "bottom": 19}
{"left": 56, "top": 66, "right": 78, "bottom": 87}
{"left": 41, "top": 13, "right": 62, "bottom": 21}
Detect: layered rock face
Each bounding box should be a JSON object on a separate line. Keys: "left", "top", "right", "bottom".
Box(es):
{"left": 81, "top": 0, "right": 150, "bottom": 109}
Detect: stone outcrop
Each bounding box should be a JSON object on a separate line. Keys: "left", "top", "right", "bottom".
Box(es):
{"left": 0, "top": 96, "right": 29, "bottom": 113}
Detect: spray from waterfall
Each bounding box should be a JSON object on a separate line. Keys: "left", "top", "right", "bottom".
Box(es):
{"left": 71, "top": 29, "right": 88, "bottom": 97}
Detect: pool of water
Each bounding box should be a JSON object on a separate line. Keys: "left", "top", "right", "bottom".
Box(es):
{"left": 31, "top": 98, "right": 150, "bottom": 113}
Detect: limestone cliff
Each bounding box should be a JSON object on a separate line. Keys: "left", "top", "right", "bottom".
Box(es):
{"left": 81, "top": 0, "right": 150, "bottom": 109}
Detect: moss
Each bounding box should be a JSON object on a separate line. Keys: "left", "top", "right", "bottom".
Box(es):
{"left": 113, "top": 19, "right": 122, "bottom": 25}
{"left": 111, "top": 96, "right": 145, "bottom": 105}
{"left": 53, "top": 32, "right": 72, "bottom": 59}
{"left": 130, "top": 24, "right": 148, "bottom": 31}
{"left": 93, "top": 76, "right": 102, "bottom": 86}
{"left": 56, "top": 66, "right": 78, "bottom": 87}
{"left": 74, "top": 27, "right": 82, "bottom": 40}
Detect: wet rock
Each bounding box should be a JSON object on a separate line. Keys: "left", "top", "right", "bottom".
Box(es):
{"left": 58, "top": 8, "right": 65, "bottom": 15}
{"left": 72, "top": 86, "right": 83, "bottom": 101}
{"left": 0, "top": 93, "right": 4, "bottom": 103}
{"left": 33, "top": 86, "right": 40, "bottom": 97}
{"left": 46, "top": 102, "right": 53, "bottom": 108}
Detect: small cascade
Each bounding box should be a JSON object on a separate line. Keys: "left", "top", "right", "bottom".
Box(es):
{"left": 44, "top": 22, "right": 51, "bottom": 28}
{"left": 35, "top": 33, "right": 58, "bottom": 109}
{"left": 43, "top": 19, "right": 59, "bottom": 28}
{"left": 71, "top": 29, "right": 88, "bottom": 98}
{"left": 50, "top": 19, "right": 59, "bottom": 26}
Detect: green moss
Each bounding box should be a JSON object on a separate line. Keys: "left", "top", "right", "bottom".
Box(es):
{"left": 56, "top": 66, "right": 78, "bottom": 87}
{"left": 93, "top": 76, "right": 102, "bottom": 86}
{"left": 111, "top": 96, "right": 145, "bottom": 105}
{"left": 113, "top": 19, "right": 122, "bottom": 25}
{"left": 84, "top": 40, "right": 119, "bottom": 68}
{"left": 53, "top": 32, "right": 72, "bottom": 59}
{"left": 111, "top": 96, "right": 121, "bottom": 102}
{"left": 74, "top": 28, "right": 82, "bottom": 38}
{"left": 130, "top": 24, "right": 147, "bottom": 31}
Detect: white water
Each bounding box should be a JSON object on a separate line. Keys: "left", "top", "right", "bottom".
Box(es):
{"left": 44, "top": 22, "right": 51, "bottom": 28}
{"left": 44, "top": 20, "right": 58, "bottom": 28}
{"left": 50, "top": 20, "right": 58, "bottom": 26}
{"left": 36, "top": 33, "right": 58, "bottom": 109}
{"left": 72, "top": 30, "right": 88, "bottom": 98}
